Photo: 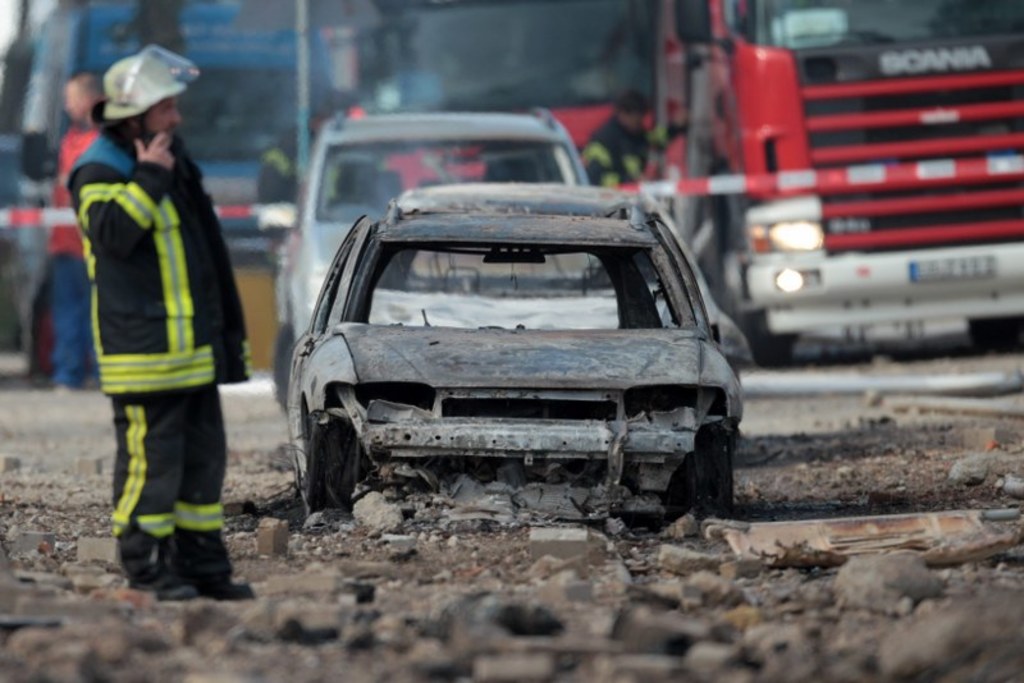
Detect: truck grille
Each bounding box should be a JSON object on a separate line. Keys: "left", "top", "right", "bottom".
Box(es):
{"left": 800, "top": 70, "right": 1024, "bottom": 253}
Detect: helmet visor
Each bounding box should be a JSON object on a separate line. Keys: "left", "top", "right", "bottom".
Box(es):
{"left": 116, "top": 44, "right": 199, "bottom": 106}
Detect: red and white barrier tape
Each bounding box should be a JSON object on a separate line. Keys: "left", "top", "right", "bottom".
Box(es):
{"left": 0, "top": 204, "right": 261, "bottom": 229}
{"left": 3, "top": 152, "right": 1022, "bottom": 227}
{"left": 627, "top": 152, "right": 1024, "bottom": 198}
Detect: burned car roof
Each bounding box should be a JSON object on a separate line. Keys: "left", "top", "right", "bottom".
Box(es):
{"left": 398, "top": 182, "right": 632, "bottom": 216}
{"left": 375, "top": 210, "right": 659, "bottom": 247}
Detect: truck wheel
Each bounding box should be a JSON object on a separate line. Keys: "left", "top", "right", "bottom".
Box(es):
{"left": 663, "top": 424, "right": 735, "bottom": 518}
{"left": 272, "top": 325, "right": 294, "bottom": 411}
{"left": 302, "top": 412, "right": 364, "bottom": 515}
{"left": 968, "top": 317, "right": 1022, "bottom": 352}
{"left": 742, "top": 310, "right": 796, "bottom": 367}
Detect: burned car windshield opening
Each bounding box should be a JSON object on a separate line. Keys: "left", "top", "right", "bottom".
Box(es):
{"left": 364, "top": 243, "right": 689, "bottom": 330}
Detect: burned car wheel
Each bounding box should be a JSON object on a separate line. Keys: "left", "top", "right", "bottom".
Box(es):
{"left": 664, "top": 424, "right": 735, "bottom": 518}
{"left": 302, "top": 412, "right": 364, "bottom": 514}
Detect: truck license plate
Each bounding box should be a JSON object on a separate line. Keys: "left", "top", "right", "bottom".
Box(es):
{"left": 908, "top": 255, "right": 996, "bottom": 283}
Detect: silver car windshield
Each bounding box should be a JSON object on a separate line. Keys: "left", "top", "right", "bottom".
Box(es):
{"left": 367, "top": 245, "right": 689, "bottom": 331}
{"left": 317, "top": 140, "right": 578, "bottom": 224}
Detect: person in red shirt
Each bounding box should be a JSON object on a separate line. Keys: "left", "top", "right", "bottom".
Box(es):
{"left": 50, "top": 72, "right": 102, "bottom": 389}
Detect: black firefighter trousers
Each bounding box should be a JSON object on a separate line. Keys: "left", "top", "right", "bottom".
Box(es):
{"left": 111, "top": 384, "right": 234, "bottom": 585}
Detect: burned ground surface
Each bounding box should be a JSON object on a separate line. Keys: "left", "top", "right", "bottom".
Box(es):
{"left": 2, "top": 348, "right": 1024, "bottom": 682}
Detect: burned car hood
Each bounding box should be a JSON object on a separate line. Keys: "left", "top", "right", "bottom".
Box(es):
{"left": 337, "top": 324, "right": 720, "bottom": 390}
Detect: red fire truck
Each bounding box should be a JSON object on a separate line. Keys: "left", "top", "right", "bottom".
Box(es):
{"left": 671, "top": 0, "right": 1024, "bottom": 364}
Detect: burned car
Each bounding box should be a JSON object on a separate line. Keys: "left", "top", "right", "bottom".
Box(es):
{"left": 287, "top": 204, "right": 743, "bottom": 519}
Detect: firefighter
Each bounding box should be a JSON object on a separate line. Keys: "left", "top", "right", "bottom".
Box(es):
{"left": 257, "top": 92, "right": 351, "bottom": 204}
{"left": 69, "top": 45, "right": 254, "bottom": 601}
{"left": 582, "top": 89, "right": 687, "bottom": 187}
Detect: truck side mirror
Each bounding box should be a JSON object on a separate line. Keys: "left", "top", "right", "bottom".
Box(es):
{"left": 21, "top": 132, "right": 56, "bottom": 181}
{"left": 675, "top": 0, "right": 713, "bottom": 43}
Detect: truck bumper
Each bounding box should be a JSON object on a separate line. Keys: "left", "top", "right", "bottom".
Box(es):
{"left": 746, "top": 242, "right": 1024, "bottom": 334}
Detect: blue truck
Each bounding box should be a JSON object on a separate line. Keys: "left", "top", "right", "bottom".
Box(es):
{"left": 17, "top": 0, "right": 327, "bottom": 376}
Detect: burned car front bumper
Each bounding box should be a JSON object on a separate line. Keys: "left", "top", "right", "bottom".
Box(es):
{"left": 362, "top": 416, "right": 696, "bottom": 461}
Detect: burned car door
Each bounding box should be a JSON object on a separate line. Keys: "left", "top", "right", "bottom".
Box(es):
{"left": 287, "top": 218, "right": 369, "bottom": 419}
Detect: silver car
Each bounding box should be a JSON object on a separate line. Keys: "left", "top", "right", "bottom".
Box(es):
{"left": 287, "top": 204, "right": 742, "bottom": 519}
{"left": 272, "top": 111, "right": 588, "bottom": 404}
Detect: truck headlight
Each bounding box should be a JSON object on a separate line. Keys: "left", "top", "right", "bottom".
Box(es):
{"left": 749, "top": 221, "right": 824, "bottom": 253}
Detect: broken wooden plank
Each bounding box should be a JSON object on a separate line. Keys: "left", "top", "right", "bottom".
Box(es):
{"left": 717, "top": 509, "right": 1023, "bottom": 568}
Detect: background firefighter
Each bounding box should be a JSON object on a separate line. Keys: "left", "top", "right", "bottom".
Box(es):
{"left": 582, "top": 89, "right": 687, "bottom": 187}
{"left": 68, "top": 46, "right": 254, "bottom": 601}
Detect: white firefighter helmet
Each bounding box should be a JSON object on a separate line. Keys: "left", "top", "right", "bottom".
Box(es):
{"left": 101, "top": 45, "right": 199, "bottom": 121}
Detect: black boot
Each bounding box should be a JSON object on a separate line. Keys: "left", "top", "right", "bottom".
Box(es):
{"left": 174, "top": 529, "right": 253, "bottom": 600}
{"left": 119, "top": 530, "right": 199, "bottom": 601}
{"left": 190, "top": 577, "right": 256, "bottom": 601}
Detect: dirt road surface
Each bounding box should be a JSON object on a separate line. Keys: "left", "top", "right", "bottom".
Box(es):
{"left": 2, "top": 347, "right": 1024, "bottom": 682}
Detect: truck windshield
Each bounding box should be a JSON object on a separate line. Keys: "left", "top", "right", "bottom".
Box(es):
{"left": 755, "top": 0, "right": 1024, "bottom": 49}
{"left": 176, "top": 68, "right": 295, "bottom": 163}
{"left": 355, "top": 0, "right": 654, "bottom": 112}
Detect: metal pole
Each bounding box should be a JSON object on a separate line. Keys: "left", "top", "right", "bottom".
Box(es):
{"left": 296, "top": 0, "right": 311, "bottom": 174}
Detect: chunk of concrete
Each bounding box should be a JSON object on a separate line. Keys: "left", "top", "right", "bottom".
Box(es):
{"left": 74, "top": 458, "right": 104, "bottom": 476}
{"left": 0, "top": 456, "right": 21, "bottom": 473}
{"left": 256, "top": 518, "right": 289, "bottom": 556}
{"left": 948, "top": 453, "right": 993, "bottom": 486}
{"left": 11, "top": 532, "right": 56, "bottom": 557}
{"left": 77, "top": 537, "right": 119, "bottom": 564}
{"left": 958, "top": 426, "right": 1016, "bottom": 451}
{"left": 657, "top": 545, "right": 721, "bottom": 575}
{"left": 834, "top": 553, "right": 943, "bottom": 614}
{"left": 353, "top": 492, "right": 404, "bottom": 533}
{"left": 528, "top": 527, "right": 592, "bottom": 561}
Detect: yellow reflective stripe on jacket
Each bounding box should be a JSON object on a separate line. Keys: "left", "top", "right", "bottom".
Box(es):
{"left": 174, "top": 501, "right": 224, "bottom": 532}
{"left": 77, "top": 182, "right": 159, "bottom": 231}
{"left": 152, "top": 199, "right": 194, "bottom": 353}
{"left": 600, "top": 172, "right": 621, "bottom": 188}
{"left": 242, "top": 340, "right": 253, "bottom": 377}
{"left": 100, "top": 345, "right": 215, "bottom": 395}
{"left": 582, "top": 141, "right": 613, "bottom": 168}
{"left": 112, "top": 405, "right": 148, "bottom": 536}
{"left": 262, "top": 148, "right": 294, "bottom": 177}
{"left": 623, "top": 155, "right": 644, "bottom": 181}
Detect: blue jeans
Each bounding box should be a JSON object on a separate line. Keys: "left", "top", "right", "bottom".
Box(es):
{"left": 50, "top": 254, "right": 96, "bottom": 388}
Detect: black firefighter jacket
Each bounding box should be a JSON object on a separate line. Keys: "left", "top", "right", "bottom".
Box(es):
{"left": 69, "top": 132, "right": 251, "bottom": 396}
